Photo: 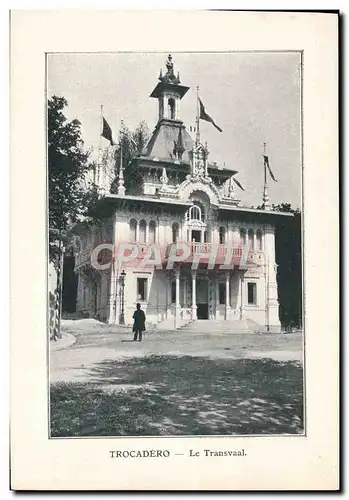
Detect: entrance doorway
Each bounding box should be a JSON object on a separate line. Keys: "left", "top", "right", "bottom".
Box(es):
{"left": 196, "top": 277, "right": 208, "bottom": 319}
{"left": 197, "top": 303, "right": 209, "bottom": 319}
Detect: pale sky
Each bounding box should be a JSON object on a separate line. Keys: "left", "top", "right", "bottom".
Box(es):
{"left": 47, "top": 52, "right": 301, "bottom": 208}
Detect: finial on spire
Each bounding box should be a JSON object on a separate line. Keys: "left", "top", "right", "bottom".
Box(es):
{"left": 159, "top": 53, "right": 180, "bottom": 84}
{"left": 166, "top": 54, "right": 173, "bottom": 72}
{"left": 117, "top": 164, "right": 125, "bottom": 196}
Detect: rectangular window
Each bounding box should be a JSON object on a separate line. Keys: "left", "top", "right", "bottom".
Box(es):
{"left": 137, "top": 278, "right": 148, "bottom": 302}
{"left": 219, "top": 283, "right": 226, "bottom": 305}
{"left": 247, "top": 282, "right": 257, "bottom": 305}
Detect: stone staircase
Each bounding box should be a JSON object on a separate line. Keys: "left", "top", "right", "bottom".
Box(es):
{"left": 179, "top": 319, "right": 260, "bottom": 335}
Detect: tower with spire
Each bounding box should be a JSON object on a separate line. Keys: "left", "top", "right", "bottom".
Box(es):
{"left": 150, "top": 54, "right": 188, "bottom": 122}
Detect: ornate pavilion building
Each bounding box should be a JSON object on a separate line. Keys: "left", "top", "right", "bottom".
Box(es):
{"left": 73, "top": 55, "right": 291, "bottom": 333}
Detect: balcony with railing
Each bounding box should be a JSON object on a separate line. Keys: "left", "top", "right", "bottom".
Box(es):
{"left": 74, "top": 240, "right": 265, "bottom": 271}
{"left": 165, "top": 242, "right": 264, "bottom": 267}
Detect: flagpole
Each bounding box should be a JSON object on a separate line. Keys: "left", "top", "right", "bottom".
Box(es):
{"left": 100, "top": 105, "right": 103, "bottom": 150}
{"left": 263, "top": 142, "right": 267, "bottom": 186}
{"left": 196, "top": 86, "right": 200, "bottom": 145}
{"left": 118, "top": 119, "right": 125, "bottom": 196}
{"left": 262, "top": 142, "right": 270, "bottom": 210}
{"left": 120, "top": 119, "right": 123, "bottom": 170}
{"left": 97, "top": 105, "right": 104, "bottom": 186}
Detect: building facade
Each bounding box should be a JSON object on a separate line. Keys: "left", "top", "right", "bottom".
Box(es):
{"left": 74, "top": 55, "right": 291, "bottom": 333}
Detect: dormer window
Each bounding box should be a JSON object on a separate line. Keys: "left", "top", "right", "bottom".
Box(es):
{"left": 189, "top": 204, "right": 202, "bottom": 222}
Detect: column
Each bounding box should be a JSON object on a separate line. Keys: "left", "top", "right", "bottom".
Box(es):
{"left": 108, "top": 263, "right": 116, "bottom": 324}
{"left": 191, "top": 270, "right": 197, "bottom": 320}
{"left": 264, "top": 225, "right": 281, "bottom": 332}
{"left": 163, "top": 95, "right": 167, "bottom": 119}
{"left": 215, "top": 277, "right": 219, "bottom": 319}
{"left": 239, "top": 273, "right": 244, "bottom": 320}
{"left": 175, "top": 267, "right": 181, "bottom": 327}
{"left": 255, "top": 231, "right": 259, "bottom": 252}
{"left": 159, "top": 97, "right": 163, "bottom": 120}
{"left": 225, "top": 271, "right": 231, "bottom": 320}
{"left": 145, "top": 222, "right": 148, "bottom": 245}
{"left": 175, "top": 97, "right": 180, "bottom": 120}
{"left": 166, "top": 273, "right": 172, "bottom": 318}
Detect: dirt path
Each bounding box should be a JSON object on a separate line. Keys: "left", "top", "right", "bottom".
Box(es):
{"left": 50, "top": 321, "right": 303, "bottom": 384}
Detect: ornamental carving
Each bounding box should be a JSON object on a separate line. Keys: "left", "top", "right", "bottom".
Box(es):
{"left": 178, "top": 178, "right": 220, "bottom": 206}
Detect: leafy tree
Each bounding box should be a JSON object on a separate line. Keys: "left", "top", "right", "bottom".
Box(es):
{"left": 111, "top": 120, "right": 150, "bottom": 195}
{"left": 271, "top": 203, "right": 302, "bottom": 330}
{"left": 48, "top": 96, "right": 93, "bottom": 265}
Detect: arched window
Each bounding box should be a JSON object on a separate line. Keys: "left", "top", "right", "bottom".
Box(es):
{"left": 172, "top": 222, "right": 179, "bottom": 243}
{"left": 139, "top": 220, "right": 146, "bottom": 244}
{"left": 189, "top": 204, "right": 202, "bottom": 222}
{"left": 204, "top": 229, "right": 211, "bottom": 243}
{"left": 240, "top": 228, "right": 246, "bottom": 246}
{"left": 219, "top": 226, "right": 226, "bottom": 244}
{"left": 168, "top": 98, "right": 175, "bottom": 119}
{"left": 129, "top": 219, "right": 137, "bottom": 242}
{"left": 248, "top": 229, "right": 254, "bottom": 250}
{"left": 256, "top": 230, "right": 263, "bottom": 251}
{"left": 149, "top": 220, "right": 156, "bottom": 244}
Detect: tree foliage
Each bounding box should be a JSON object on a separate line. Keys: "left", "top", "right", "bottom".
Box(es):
{"left": 48, "top": 96, "right": 94, "bottom": 264}
{"left": 271, "top": 203, "right": 302, "bottom": 330}
{"left": 111, "top": 120, "right": 150, "bottom": 195}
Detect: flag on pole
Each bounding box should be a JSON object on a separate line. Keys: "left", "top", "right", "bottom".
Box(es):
{"left": 263, "top": 155, "right": 277, "bottom": 182}
{"left": 101, "top": 117, "right": 115, "bottom": 145}
{"left": 199, "top": 98, "right": 223, "bottom": 132}
{"left": 233, "top": 177, "right": 245, "bottom": 191}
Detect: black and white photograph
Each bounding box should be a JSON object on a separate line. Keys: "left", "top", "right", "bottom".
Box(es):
{"left": 48, "top": 51, "right": 303, "bottom": 438}
{"left": 10, "top": 10, "right": 338, "bottom": 491}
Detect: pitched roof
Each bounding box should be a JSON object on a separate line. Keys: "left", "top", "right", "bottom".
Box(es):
{"left": 143, "top": 119, "right": 193, "bottom": 163}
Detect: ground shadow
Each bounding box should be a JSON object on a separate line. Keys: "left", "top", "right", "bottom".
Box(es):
{"left": 50, "top": 356, "right": 303, "bottom": 437}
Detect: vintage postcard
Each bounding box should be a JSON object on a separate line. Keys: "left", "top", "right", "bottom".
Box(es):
{"left": 10, "top": 10, "right": 339, "bottom": 491}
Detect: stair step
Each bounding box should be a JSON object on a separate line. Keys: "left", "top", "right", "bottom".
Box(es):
{"left": 179, "top": 319, "right": 256, "bottom": 334}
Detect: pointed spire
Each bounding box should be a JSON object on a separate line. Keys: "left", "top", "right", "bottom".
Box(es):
{"left": 158, "top": 68, "right": 163, "bottom": 81}
{"left": 160, "top": 167, "right": 168, "bottom": 186}
{"left": 118, "top": 163, "right": 125, "bottom": 196}
{"left": 177, "top": 71, "right": 180, "bottom": 83}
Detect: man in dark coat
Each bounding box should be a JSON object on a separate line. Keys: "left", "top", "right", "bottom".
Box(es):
{"left": 132, "top": 303, "right": 146, "bottom": 342}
